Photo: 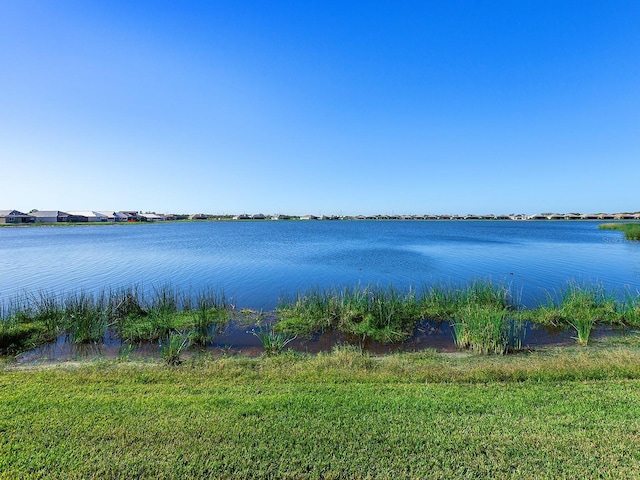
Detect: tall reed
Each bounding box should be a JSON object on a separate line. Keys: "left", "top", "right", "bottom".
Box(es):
{"left": 190, "top": 290, "right": 229, "bottom": 346}
{"left": 64, "top": 292, "right": 107, "bottom": 344}
{"left": 277, "top": 285, "right": 422, "bottom": 342}
{"left": 420, "top": 280, "right": 513, "bottom": 320}
{"left": 160, "top": 331, "right": 190, "bottom": 366}
{"left": 452, "top": 304, "right": 519, "bottom": 354}
{"left": 559, "top": 282, "right": 616, "bottom": 345}
{"left": 619, "top": 289, "right": 640, "bottom": 327}
{"left": 250, "top": 326, "right": 297, "bottom": 357}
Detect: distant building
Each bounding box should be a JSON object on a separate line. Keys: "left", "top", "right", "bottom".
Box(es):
{"left": 0, "top": 210, "right": 35, "bottom": 224}
{"left": 31, "top": 211, "right": 70, "bottom": 223}
{"left": 66, "top": 211, "right": 108, "bottom": 222}
{"left": 118, "top": 211, "right": 139, "bottom": 221}
{"left": 138, "top": 213, "right": 165, "bottom": 222}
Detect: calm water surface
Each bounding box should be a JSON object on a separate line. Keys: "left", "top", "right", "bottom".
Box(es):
{"left": 1, "top": 221, "right": 639, "bottom": 309}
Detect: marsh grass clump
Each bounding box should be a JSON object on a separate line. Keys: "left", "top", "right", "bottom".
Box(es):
{"left": 559, "top": 282, "right": 617, "bottom": 345}
{"left": 109, "top": 286, "right": 146, "bottom": 322}
{"left": 0, "top": 320, "right": 48, "bottom": 354}
{"left": 250, "top": 326, "right": 296, "bottom": 357}
{"left": 190, "top": 290, "right": 229, "bottom": 347}
{"left": 522, "top": 282, "right": 618, "bottom": 345}
{"left": 0, "top": 285, "right": 232, "bottom": 355}
{"left": 160, "top": 331, "right": 190, "bottom": 366}
{"left": 276, "top": 289, "right": 340, "bottom": 335}
{"left": 452, "top": 304, "right": 521, "bottom": 354}
{"left": 619, "top": 289, "right": 640, "bottom": 327}
{"left": 338, "top": 286, "right": 421, "bottom": 342}
{"left": 149, "top": 284, "right": 180, "bottom": 315}
{"left": 599, "top": 223, "right": 640, "bottom": 240}
{"left": 117, "top": 342, "right": 135, "bottom": 361}
{"left": 420, "top": 280, "right": 513, "bottom": 320}
{"left": 64, "top": 292, "right": 108, "bottom": 344}
{"left": 276, "top": 285, "right": 422, "bottom": 343}
{"left": 0, "top": 293, "right": 65, "bottom": 354}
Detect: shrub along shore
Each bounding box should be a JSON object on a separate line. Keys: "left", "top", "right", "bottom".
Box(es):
{"left": 1, "top": 281, "right": 639, "bottom": 360}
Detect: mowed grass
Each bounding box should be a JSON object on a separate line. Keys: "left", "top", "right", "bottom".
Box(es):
{"left": 3, "top": 342, "right": 640, "bottom": 479}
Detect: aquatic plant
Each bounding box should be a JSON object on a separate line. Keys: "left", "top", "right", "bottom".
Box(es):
{"left": 117, "top": 342, "right": 135, "bottom": 361}
{"left": 420, "top": 280, "right": 513, "bottom": 321}
{"left": 119, "top": 311, "right": 175, "bottom": 343}
{"left": 149, "top": 284, "right": 180, "bottom": 315}
{"left": 109, "top": 286, "right": 147, "bottom": 321}
{"left": 620, "top": 289, "right": 640, "bottom": 327}
{"left": 250, "top": 326, "right": 296, "bottom": 357}
{"left": 559, "top": 282, "right": 616, "bottom": 345}
{"left": 64, "top": 292, "right": 107, "bottom": 344}
{"left": 160, "top": 331, "right": 190, "bottom": 366}
{"left": 190, "top": 290, "right": 229, "bottom": 346}
{"left": 452, "top": 304, "right": 517, "bottom": 354}
{"left": 599, "top": 223, "right": 640, "bottom": 240}
{"left": 276, "top": 285, "right": 423, "bottom": 342}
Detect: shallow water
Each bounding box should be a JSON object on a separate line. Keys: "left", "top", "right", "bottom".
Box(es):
{"left": 13, "top": 320, "right": 630, "bottom": 365}
{"left": 1, "top": 221, "right": 639, "bottom": 310}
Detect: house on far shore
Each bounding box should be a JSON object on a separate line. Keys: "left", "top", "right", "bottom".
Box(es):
{"left": 95, "top": 211, "right": 118, "bottom": 222}
{"left": 138, "top": 213, "right": 165, "bottom": 222}
{"left": 190, "top": 213, "right": 207, "bottom": 220}
{"left": 66, "top": 211, "right": 108, "bottom": 222}
{"left": 118, "top": 211, "right": 139, "bottom": 221}
{"left": 300, "top": 215, "right": 318, "bottom": 220}
{"left": 0, "top": 210, "right": 35, "bottom": 224}
{"left": 95, "top": 211, "right": 134, "bottom": 222}
{"left": 31, "top": 211, "right": 70, "bottom": 223}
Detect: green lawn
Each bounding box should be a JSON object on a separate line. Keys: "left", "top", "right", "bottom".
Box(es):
{"left": 2, "top": 344, "right": 640, "bottom": 479}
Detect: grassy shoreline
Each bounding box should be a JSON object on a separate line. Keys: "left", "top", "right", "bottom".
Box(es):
{"left": 3, "top": 345, "right": 640, "bottom": 478}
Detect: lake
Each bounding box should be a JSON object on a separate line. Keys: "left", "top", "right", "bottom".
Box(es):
{"left": 1, "top": 220, "right": 639, "bottom": 310}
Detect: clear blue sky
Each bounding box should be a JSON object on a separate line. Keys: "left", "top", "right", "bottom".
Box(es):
{"left": 1, "top": 1, "right": 639, "bottom": 216}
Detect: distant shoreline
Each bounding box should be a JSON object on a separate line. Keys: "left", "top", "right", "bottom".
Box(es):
{"left": 2, "top": 217, "right": 640, "bottom": 228}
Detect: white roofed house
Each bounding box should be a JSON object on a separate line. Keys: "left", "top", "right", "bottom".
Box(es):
{"left": 31, "top": 211, "right": 70, "bottom": 223}
{"left": 95, "top": 211, "right": 118, "bottom": 222}
{"left": 113, "top": 212, "right": 131, "bottom": 222}
{"left": 138, "top": 213, "right": 165, "bottom": 222}
{"left": 0, "top": 210, "right": 35, "bottom": 224}
{"left": 66, "top": 211, "right": 108, "bottom": 222}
